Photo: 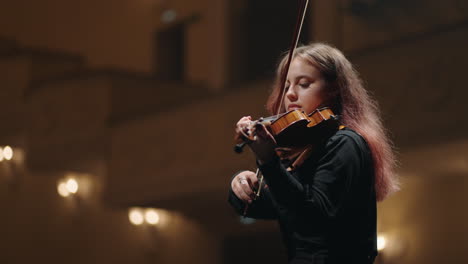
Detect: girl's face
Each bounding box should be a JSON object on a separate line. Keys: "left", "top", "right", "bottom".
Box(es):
{"left": 283, "top": 57, "right": 327, "bottom": 115}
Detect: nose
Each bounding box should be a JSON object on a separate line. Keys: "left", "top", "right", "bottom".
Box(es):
{"left": 285, "top": 84, "right": 298, "bottom": 102}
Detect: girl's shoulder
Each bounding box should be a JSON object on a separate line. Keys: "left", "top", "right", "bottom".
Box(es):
{"left": 325, "top": 127, "right": 371, "bottom": 155}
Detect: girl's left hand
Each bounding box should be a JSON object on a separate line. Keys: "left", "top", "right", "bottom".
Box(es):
{"left": 248, "top": 123, "right": 277, "bottom": 164}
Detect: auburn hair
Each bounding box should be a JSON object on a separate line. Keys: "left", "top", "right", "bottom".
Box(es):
{"left": 266, "top": 43, "right": 399, "bottom": 201}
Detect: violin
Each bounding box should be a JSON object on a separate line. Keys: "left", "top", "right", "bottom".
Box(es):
{"left": 234, "top": 107, "right": 339, "bottom": 153}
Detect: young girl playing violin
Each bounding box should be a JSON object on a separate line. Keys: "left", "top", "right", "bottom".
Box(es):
{"left": 228, "top": 43, "right": 399, "bottom": 264}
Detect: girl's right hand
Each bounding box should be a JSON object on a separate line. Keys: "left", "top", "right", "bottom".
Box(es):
{"left": 231, "top": 170, "right": 259, "bottom": 204}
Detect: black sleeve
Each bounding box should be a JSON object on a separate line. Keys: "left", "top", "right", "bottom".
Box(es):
{"left": 258, "top": 133, "right": 364, "bottom": 218}
{"left": 227, "top": 171, "right": 279, "bottom": 220}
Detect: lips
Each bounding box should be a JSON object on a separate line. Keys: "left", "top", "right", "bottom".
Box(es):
{"left": 288, "top": 104, "right": 302, "bottom": 111}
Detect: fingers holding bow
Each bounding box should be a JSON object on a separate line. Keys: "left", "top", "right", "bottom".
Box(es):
{"left": 231, "top": 170, "right": 259, "bottom": 203}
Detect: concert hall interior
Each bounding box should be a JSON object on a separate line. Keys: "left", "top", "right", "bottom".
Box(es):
{"left": 0, "top": 0, "right": 467, "bottom": 263}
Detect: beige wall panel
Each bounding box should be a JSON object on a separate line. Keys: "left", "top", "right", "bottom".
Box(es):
{"left": 0, "top": 56, "right": 29, "bottom": 144}
{"left": 350, "top": 24, "right": 468, "bottom": 147}
{"left": 0, "top": 170, "right": 219, "bottom": 264}
{"left": 108, "top": 80, "right": 271, "bottom": 204}
{"left": 340, "top": 0, "right": 468, "bottom": 52}
{"left": 26, "top": 77, "right": 111, "bottom": 170}
{"left": 0, "top": 1, "right": 154, "bottom": 73}
{"left": 377, "top": 140, "right": 468, "bottom": 263}
{"left": 0, "top": 50, "right": 83, "bottom": 144}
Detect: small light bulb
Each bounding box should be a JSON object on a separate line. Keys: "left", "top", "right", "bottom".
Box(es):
{"left": 57, "top": 182, "right": 70, "bottom": 197}
{"left": 145, "top": 209, "right": 160, "bottom": 225}
{"left": 129, "top": 208, "right": 144, "bottom": 225}
{"left": 65, "top": 178, "right": 79, "bottom": 194}
{"left": 3, "top": 146, "right": 13, "bottom": 160}
{"left": 377, "top": 235, "right": 386, "bottom": 251}
{"left": 161, "top": 9, "right": 177, "bottom": 23}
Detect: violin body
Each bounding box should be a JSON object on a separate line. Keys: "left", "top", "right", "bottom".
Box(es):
{"left": 269, "top": 108, "right": 339, "bottom": 147}
{"left": 235, "top": 108, "right": 340, "bottom": 153}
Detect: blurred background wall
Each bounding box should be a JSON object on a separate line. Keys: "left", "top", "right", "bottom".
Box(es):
{"left": 0, "top": 0, "right": 467, "bottom": 263}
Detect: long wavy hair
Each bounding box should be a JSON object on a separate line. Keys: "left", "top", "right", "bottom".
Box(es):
{"left": 266, "top": 43, "right": 398, "bottom": 201}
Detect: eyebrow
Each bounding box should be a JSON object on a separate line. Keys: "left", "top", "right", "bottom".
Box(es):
{"left": 286, "top": 75, "right": 314, "bottom": 82}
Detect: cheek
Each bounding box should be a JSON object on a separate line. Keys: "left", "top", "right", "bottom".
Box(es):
{"left": 312, "top": 84, "right": 327, "bottom": 104}
{"left": 304, "top": 90, "right": 326, "bottom": 111}
{"left": 306, "top": 89, "right": 322, "bottom": 102}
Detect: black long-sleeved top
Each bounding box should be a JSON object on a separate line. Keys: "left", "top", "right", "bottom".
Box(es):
{"left": 228, "top": 128, "right": 377, "bottom": 263}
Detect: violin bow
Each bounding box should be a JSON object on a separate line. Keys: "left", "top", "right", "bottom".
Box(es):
{"left": 234, "top": 0, "right": 310, "bottom": 154}
{"left": 277, "top": 0, "right": 310, "bottom": 116}
{"left": 243, "top": 0, "right": 310, "bottom": 216}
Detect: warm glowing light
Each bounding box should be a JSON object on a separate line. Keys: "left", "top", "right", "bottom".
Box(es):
{"left": 0, "top": 147, "right": 3, "bottom": 161}
{"left": 3, "top": 146, "right": 13, "bottom": 160}
{"left": 161, "top": 9, "right": 177, "bottom": 23}
{"left": 377, "top": 235, "right": 387, "bottom": 251}
{"left": 66, "top": 178, "right": 79, "bottom": 194}
{"left": 145, "top": 209, "right": 160, "bottom": 225}
{"left": 57, "top": 182, "right": 70, "bottom": 197}
{"left": 129, "top": 208, "right": 144, "bottom": 225}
